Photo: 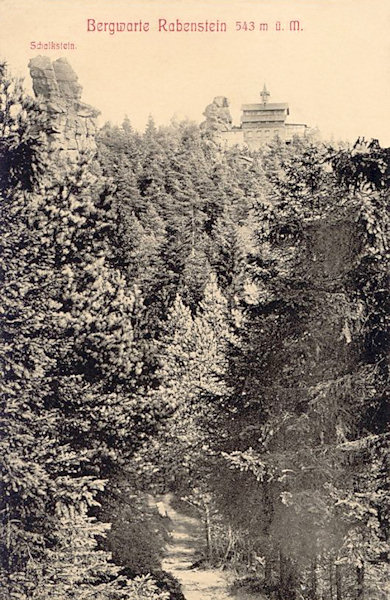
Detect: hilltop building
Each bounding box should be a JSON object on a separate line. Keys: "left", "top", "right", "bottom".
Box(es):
{"left": 202, "top": 85, "right": 308, "bottom": 150}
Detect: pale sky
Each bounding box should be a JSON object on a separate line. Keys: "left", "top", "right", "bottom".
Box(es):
{"left": 1, "top": 0, "right": 390, "bottom": 144}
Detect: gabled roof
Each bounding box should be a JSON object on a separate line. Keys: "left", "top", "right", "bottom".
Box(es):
{"left": 241, "top": 102, "right": 289, "bottom": 111}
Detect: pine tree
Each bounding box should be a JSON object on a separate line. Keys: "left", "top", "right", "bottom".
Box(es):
{"left": 208, "top": 137, "right": 389, "bottom": 597}
{"left": 0, "top": 63, "right": 168, "bottom": 599}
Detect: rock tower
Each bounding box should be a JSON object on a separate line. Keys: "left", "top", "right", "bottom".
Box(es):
{"left": 28, "top": 56, "right": 100, "bottom": 157}
{"left": 201, "top": 96, "right": 233, "bottom": 133}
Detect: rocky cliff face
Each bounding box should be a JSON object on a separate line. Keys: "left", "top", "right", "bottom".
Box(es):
{"left": 28, "top": 56, "right": 100, "bottom": 157}
{"left": 201, "top": 96, "right": 232, "bottom": 133}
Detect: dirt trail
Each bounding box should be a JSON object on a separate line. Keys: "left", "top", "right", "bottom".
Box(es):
{"left": 161, "top": 495, "right": 261, "bottom": 600}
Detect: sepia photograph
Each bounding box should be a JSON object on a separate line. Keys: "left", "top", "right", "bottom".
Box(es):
{"left": 0, "top": 1, "right": 389, "bottom": 599}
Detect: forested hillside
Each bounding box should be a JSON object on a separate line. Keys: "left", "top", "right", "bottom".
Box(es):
{"left": 1, "top": 62, "right": 389, "bottom": 600}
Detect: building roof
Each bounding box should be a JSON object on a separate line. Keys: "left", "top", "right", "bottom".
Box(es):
{"left": 241, "top": 102, "right": 289, "bottom": 111}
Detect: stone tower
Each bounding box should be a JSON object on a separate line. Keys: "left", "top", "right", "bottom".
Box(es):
{"left": 202, "top": 85, "right": 308, "bottom": 150}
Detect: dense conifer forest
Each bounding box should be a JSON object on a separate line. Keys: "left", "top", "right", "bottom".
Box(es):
{"left": 1, "top": 62, "right": 389, "bottom": 600}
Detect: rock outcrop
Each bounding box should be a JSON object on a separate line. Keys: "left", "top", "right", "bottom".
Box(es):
{"left": 28, "top": 56, "right": 100, "bottom": 156}
{"left": 201, "top": 96, "right": 232, "bottom": 133}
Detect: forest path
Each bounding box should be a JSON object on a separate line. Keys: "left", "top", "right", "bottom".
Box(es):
{"left": 161, "top": 495, "right": 262, "bottom": 600}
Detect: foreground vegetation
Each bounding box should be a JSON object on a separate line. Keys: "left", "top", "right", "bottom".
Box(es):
{"left": 1, "top": 63, "right": 389, "bottom": 599}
